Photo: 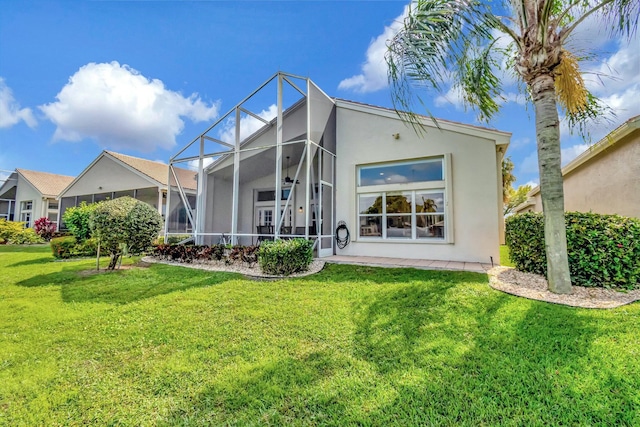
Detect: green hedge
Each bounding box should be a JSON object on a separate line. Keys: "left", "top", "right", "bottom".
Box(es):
{"left": 506, "top": 212, "right": 640, "bottom": 289}
{"left": 50, "top": 236, "right": 98, "bottom": 259}
{"left": 258, "top": 238, "right": 314, "bottom": 276}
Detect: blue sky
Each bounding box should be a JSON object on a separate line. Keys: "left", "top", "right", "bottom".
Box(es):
{"left": 1, "top": 1, "right": 638, "bottom": 189}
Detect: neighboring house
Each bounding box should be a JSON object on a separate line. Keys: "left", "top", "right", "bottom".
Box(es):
{"left": 58, "top": 151, "right": 197, "bottom": 231}
{"left": 514, "top": 115, "right": 639, "bottom": 217}
{"left": 169, "top": 72, "right": 510, "bottom": 263}
{"left": 0, "top": 169, "right": 74, "bottom": 227}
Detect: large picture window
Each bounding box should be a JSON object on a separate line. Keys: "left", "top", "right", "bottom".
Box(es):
{"left": 357, "top": 157, "right": 449, "bottom": 242}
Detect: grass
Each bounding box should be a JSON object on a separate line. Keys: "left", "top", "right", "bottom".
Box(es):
{"left": 1, "top": 245, "right": 639, "bottom": 426}
{"left": 500, "top": 244, "right": 514, "bottom": 267}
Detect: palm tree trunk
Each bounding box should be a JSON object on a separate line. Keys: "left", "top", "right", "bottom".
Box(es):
{"left": 530, "top": 74, "right": 572, "bottom": 294}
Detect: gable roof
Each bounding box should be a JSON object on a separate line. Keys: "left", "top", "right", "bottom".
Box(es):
{"left": 16, "top": 169, "right": 74, "bottom": 198}
{"left": 521, "top": 114, "right": 640, "bottom": 200}
{"left": 105, "top": 151, "right": 197, "bottom": 190}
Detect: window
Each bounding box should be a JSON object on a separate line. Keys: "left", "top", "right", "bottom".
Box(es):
{"left": 20, "top": 200, "right": 33, "bottom": 227}
{"left": 357, "top": 157, "right": 449, "bottom": 241}
{"left": 358, "top": 158, "right": 443, "bottom": 186}
{"left": 256, "top": 189, "right": 290, "bottom": 202}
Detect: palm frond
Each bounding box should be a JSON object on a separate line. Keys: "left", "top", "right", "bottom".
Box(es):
{"left": 386, "top": 0, "right": 505, "bottom": 131}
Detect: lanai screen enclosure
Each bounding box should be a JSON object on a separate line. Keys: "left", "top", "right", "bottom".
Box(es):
{"left": 167, "top": 72, "right": 336, "bottom": 257}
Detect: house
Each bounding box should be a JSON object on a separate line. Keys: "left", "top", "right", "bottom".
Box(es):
{"left": 168, "top": 72, "right": 510, "bottom": 263}
{"left": 0, "top": 169, "right": 74, "bottom": 227}
{"left": 58, "top": 150, "right": 197, "bottom": 231}
{"left": 514, "top": 115, "right": 639, "bottom": 217}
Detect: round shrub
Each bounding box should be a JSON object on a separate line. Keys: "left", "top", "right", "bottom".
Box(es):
{"left": 91, "top": 197, "right": 163, "bottom": 269}
{"left": 506, "top": 212, "right": 640, "bottom": 289}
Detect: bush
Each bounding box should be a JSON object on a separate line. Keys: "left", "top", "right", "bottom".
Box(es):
{"left": 91, "top": 197, "right": 163, "bottom": 269}
{"left": 0, "top": 219, "right": 25, "bottom": 244}
{"left": 258, "top": 238, "right": 313, "bottom": 276}
{"left": 51, "top": 236, "right": 78, "bottom": 259}
{"left": 51, "top": 236, "right": 99, "bottom": 259}
{"left": 0, "top": 219, "right": 43, "bottom": 245}
{"left": 34, "top": 217, "right": 57, "bottom": 241}
{"left": 506, "top": 212, "right": 640, "bottom": 289}
{"left": 63, "top": 202, "right": 98, "bottom": 242}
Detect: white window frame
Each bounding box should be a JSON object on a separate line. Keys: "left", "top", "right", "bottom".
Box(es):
{"left": 355, "top": 154, "right": 453, "bottom": 244}
{"left": 20, "top": 200, "right": 33, "bottom": 227}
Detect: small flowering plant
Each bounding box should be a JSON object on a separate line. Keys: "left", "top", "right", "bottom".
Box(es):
{"left": 33, "top": 217, "right": 57, "bottom": 241}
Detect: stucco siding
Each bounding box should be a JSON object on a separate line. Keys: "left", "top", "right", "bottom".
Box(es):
{"left": 63, "top": 156, "right": 157, "bottom": 197}
{"left": 14, "top": 175, "right": 43, "bottom": 227}
{"left": 562, "top": 133, "right": 639, "bottom": 217}
{"left": 334, "top": 105, "right": 503, "bottom": 264}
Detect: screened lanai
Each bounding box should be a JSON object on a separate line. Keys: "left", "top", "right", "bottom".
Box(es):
{"left": 167, "top": 72, "right": 336, "bottom": 257}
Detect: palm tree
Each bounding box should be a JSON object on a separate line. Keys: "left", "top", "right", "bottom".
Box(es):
{"left": 386, "top": 0, "right": 638, "bottom": 294}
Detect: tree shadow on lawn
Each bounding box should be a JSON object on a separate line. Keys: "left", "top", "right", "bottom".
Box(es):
{"left": 161, "top": 350, "right": 353, "bottom": 426}
{"left": 350, "top": 285, "right": 637, "bottom": 425}
{"left": 8, "top": 256, "right": 56, "bottom": 267}
{"left": 16, "top": 264, "right": 241, "bottom": 305}
{"left": 161, "top": 267, "right": 637, "bottom": 425}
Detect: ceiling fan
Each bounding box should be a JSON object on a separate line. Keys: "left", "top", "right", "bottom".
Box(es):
{"left": 283, "top": 156, "right": 299, "bottom": 185}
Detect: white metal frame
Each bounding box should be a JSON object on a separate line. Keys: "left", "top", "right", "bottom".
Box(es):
{"left": 167, "top": 72, "right": 336, "bottom": 256}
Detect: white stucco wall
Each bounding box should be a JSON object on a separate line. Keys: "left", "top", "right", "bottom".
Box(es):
{"left": 14, "top": 175, "right": 44, "bottom": 227}
{"left": 63, "top": 156, "right": 158, "bottom": 197}
{"left": 334, "top": 103, "right": 507, "bottom": 264}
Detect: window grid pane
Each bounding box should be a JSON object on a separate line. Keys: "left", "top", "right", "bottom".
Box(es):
{"left": 358, "top": 158, "right": 443, "bottom": 186}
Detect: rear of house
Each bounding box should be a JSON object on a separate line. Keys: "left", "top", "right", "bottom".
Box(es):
{"left": 169, "top": 72, "right": 510, "bottom": 264}
{"left": 515, "top": 115, "right": 639, "bottom": 218}
{"left": 0, "top": 169, "right": 73, "bottom": 227}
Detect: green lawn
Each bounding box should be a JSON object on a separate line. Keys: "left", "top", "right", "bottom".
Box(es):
{"left": 500, "top": 244, "right": 515, "bottom": 267}
{"left": 1, "top": 245, "right": 638, "bottom": 426}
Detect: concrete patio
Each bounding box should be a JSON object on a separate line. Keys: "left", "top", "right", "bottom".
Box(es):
{"left": 323, "top": 255, "right": 495, "bottom": 273}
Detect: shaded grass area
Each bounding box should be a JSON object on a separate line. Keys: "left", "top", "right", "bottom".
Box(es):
{"left": 1, "top": 245, "right": 638, "bottom": 425}
{"left": 500, "top": 244, "right": 514, "bottom": 267}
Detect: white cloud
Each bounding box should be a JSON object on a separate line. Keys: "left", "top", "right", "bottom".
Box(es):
{"left": 218, "top": 104, "right": 277, "bottom": 144}
{"left": 0, "top": 78, "right": 37, "bottom": 129}
{"left": 338, "top": 5, "right": 410, "bottom": 93}
{"left": 519, "top": 151, "right": 539, "bottom": 176}
{"left": 510, "top": 137, "right": 532, "bottom": 150}
{"left": 39, "top": 61, "right": 220, "bottom": 152}
{"left": 561, "top": 143, "right": 589, "bottom": 166}
{"left": 187, "top": 157, "right": 215, "bottom": 171}
{"left": 523, "top": 180, "right": 539, "bottom": 188}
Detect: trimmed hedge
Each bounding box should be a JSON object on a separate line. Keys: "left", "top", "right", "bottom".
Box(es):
{"left": 50, "top": 236, "right": 99, "bottom": 259}
{"left": 258, "top": 238, "right": 313, "bottom": 276}
{"left": 506, "top": 212, "right": 640, "bottom": 289}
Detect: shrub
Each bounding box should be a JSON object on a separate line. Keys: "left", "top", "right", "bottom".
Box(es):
{"left": 11, "top": 228, "right": 43, "bottom": 245}
{"left": 258, "top": 238, "right": 313, "bottom": 276}
{"left": 0, "top": 219, "right": 43, "bottom": 245}
{"left": 63, "top": 202, "right": 98, "bottom": 242}
{"left": 167, "top": 234, "right": 192, "bottom": 245}
{"left": 91, "top": 197, "right": 163, "bottom": 269}
{"left": 0, "top": 219, "right": 25, "bottom": 244}
{"left": 51, "top": 236, "right": 78, "bottom": 259}
{"left": 506, "top": 212, "right": 640, "bottom": 289}
{"left": 34, "top": 217, "right": 57, "bottom": 241}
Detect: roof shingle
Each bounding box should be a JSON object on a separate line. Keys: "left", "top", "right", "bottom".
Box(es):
{"left": 17, "top": 169, "right": 75, "bottom": 198}
{"left": 106, "top": 151, "right": 197, "bottom": 190}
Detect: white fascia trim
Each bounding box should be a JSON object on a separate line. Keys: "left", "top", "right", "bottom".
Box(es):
{"left": 562, "top": 116, "right": 639, "bottom": 177}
